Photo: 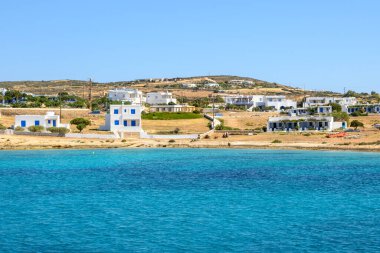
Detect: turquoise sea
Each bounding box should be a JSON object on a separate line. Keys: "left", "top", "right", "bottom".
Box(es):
{"left": 0, "top": 148, "right": 379, "bottom": 252}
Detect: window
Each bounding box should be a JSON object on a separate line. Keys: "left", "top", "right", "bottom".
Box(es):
{"left": 123, "top": 120, "right": 128, "bottom": 126}
{"left": 131, "top": 120, "right": 136, "bottom": 126}
{"left": 21, "top": 120, "right": 26, "bottom": 127}
{"left": 114, "top": 109, "right": 119, "bottom": 114}
{"left": 131, "top": 109, "right": 136, "bottom": 114}
{"left": 35, "top": 120, "right": 40, "bottom": 126}
{"left": 48, "top": 120, "right": 51, "bottom": 124}
{"left": 114, "top": 120, "right": 119, "bottom": 126}
{"left": 124, "top": 109, "right": 127, "bottom": 113}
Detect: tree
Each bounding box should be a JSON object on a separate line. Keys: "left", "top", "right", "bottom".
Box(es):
{"left": 344, "top": 90, "right": 359, "bottom": 98}
{"left": 332, "top": 111, "right": 350, "bottom": 123}
{"left": 76, "top": 123, "right": 86, "bottom": 133}
{"left": 350, "top": 120, "right": 364, "bottom": 130}
{"left": 70, "top": 118, "right": 91, "bottom": 132}
{"left": 329, "top": 103, "right": 342, "bottom": 112}
{"left": 70, "top": 118, "right": 91, "bottom": 126}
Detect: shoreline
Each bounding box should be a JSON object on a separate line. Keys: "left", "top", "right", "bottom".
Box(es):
{"left": 1, "top": 137, "right": 380, "bottom": 153}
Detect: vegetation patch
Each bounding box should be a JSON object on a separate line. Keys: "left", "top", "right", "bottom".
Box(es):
{"left": 28, "top": 125, "right": 45, "bottom": 132}
{"left": 47, "top": 127, "right": 70, "bottom": 134}
{"left": 357, "top": 141, "right": 380, "bottom": 146}
{"left": 142, "top": 112, "right": 202, "bottom": 120}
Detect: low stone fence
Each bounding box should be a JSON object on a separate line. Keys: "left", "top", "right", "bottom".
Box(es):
{"left": 14, "top": 131, "right": 65, "bottom": 137}
{"left": 140, "top": 131, "right": 198, "bottom": 139}
{"left": 214, "top": 130, "right": 258, "bottom": 135}
{"left": 65, "top": 133, "right": 119, "bottom": 139}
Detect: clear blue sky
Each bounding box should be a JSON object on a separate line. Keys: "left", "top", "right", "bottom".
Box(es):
{"left": 1, "top": 0, "right": 379, "bottom": 92}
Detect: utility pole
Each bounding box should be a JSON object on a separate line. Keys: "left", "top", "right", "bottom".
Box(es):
{"left": 82, "top": 81, "right": 86, "bottom": 100}
{"left": 88, "top": 78, "right": 93, "bottom": 111}
{"left": 59, "top": 93, "right": 62, "bottom": 119}
{"left": 209, "top": 94, "right": 215, "bottom": 129}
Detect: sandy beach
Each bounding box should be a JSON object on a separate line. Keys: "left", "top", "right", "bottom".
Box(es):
{"left": 1, "top": 133, "right": 380, "bottom": 152}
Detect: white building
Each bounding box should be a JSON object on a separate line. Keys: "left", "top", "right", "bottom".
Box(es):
{"left": 181, "top": 83, "right": 197, "bottom": 88}
{"left": 204, "top": 83, "right": 220, "bottom": 88}
{"left": 1, "top": 88, "right": 6, "bottom": 105}
{"left": 146, "top": 91, "right": 177, "bottom": 105}
{"left": 303, "top": 97, "right": 357, "bottom": 108}
{"left": 108, "top": 88, "right": 144, "bottom": 104}
{"left": 267, "top": 116, "right": 346, "bottom": 132}
{"left": 224, "top": 95, "right": 296, "bottom": 111}
{"left": 289, "top": 106, "right": 332, "bottom": 116}
{"left": 343, "top": 104, "right": 380, "bottom": 114}
{"left": 14, "top": 112, "right": 70, "bottom": 129}
{"left": 101, "top": 104, "right": 142, "bottom": 133}
{"left": 228, "top": 80, "right": 254, "bottom": 85}
{"left": 224, "top": 95, "right": 264, "bottom": 107}
{"left": 264, "top": 96, "right": 297, "bottom": 110}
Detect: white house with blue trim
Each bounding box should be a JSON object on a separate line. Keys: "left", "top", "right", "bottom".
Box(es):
{"left": 267, "top": 115, "right": 346, "bottom": 132}
{"left": 108, "top": 88, "right": 144, "bottom": 104}
{"left": 343, "top": 104, "right": 380, "bottom": 114}
{"left": 14, "top": 112, "right": 70, "bottom": 129}
{"left": 101, "top": 104, "right": 142, "bottom": 133}
{"left": 288, "top": 106, "right": 332, "bottom": 116}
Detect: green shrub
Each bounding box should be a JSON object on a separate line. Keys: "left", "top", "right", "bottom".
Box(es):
{"left": 15, "top": 126, "right": 24, "bottom": 132}
{"left": 70, "top": 118, "right": 91, "bottom": 126}
{"left": 28, "top": 125, "right": 45, "bottom": 132}
{"left": 70, "top": 118, "right": 91, "bottom": 132}
{"left": 350, "top": 120, "right": 364, "bottom": 129}
{"left": 0, "top": 124, "right": 6, "bottom": 130}
{"left": 272, "top": 139, "right": 282, "bottom": 143}
{"left": 332, "top": 111, "right": 350, "bottom": 123}
{"left": 168, "top": 139, "right": 176, "bottom": 143}
{"left": 351, "top": 111, "right": 368, "bottom": 117}
{"left": 121, "top": 139, "right": 127, "bottom": 142}
{"left": 76, "top": 123, "right": 86, "bottom": 133}
{"left": 328, "top": 103, "right": 342, "bottom": 112}
{"left": 47, "top": 127, "right": 70, "bottom": 134}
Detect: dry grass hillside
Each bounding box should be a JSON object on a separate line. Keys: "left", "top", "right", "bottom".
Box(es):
{"left": 0, "top": 75, "right": 340, "bottom": 101}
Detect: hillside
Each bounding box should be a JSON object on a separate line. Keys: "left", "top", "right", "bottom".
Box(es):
{"left": 0, "top": 75, "right": 341, "bottom": 100}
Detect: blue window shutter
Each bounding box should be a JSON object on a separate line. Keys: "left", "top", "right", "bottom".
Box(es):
{"left": 131, "top": 120, "right": 136, "bottom": 126}
{"left": 21, "top": 120, "right": 26, "bottom": 127}
{"left": 114, "top": 120, "right": 119, "bottom": 126}
{"left": 131, "top": 109, "right": 136, "bottom": 114}
{"left": 35, "top": 120, "right": 40, "bottom": 126}
{"left": 123, "top": 120, "right": 128, "bottom": 126}
{"left": 48, "top": 120, "right": 51, "bottom": 124}
{"left": 114, "top": 109, "right": 119, "bottom": 114}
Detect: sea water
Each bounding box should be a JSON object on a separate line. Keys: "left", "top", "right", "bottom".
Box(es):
{"left": 0, "top": 149, "right": 379, "bottom": 252}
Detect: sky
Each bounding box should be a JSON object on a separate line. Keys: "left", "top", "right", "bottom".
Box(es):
{"left": 1, "top": 0, "right": 379, "bottom": 92}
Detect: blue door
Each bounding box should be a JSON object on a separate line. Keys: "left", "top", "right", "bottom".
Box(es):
{"left": 53, "top": 120, "right": 57, "bottom": 127}
{"left": 123, "top": 120, "right": 128, "bottom": 126}
{"left": 21, "top": 120, "right": 26, "bottom": 127}
{"left": 35, "top": 120, "right": 40, "bottom": 126}
{"left": 131, "top": 120, "right": 136, "bottom": 126}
